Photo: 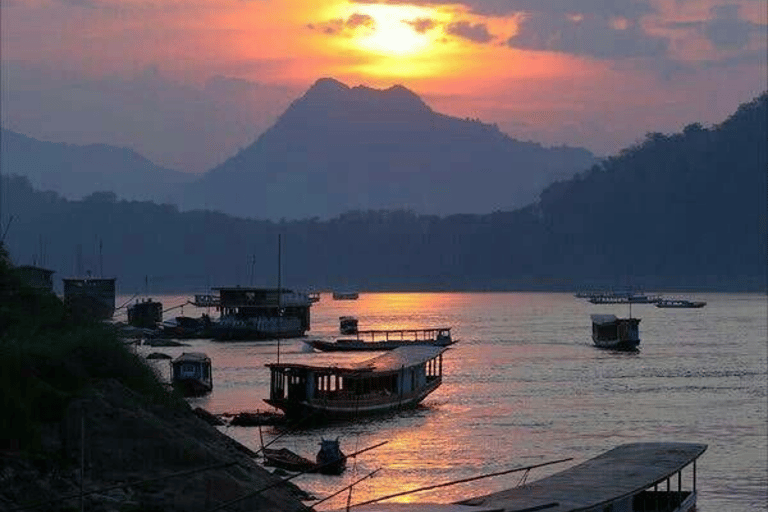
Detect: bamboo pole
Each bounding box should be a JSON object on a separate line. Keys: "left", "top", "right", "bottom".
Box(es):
{"left": 349, "top": 457, "right": 574, "bottom": 508}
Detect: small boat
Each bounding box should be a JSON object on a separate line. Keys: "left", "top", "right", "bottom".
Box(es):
{"left": 588, "top": 292, "right": 661, "bottom": 304}
{"left": 307, "top": 328, "right": 455, "bottom": 352}
{"left": 316, "top": 438, "right": 346, "bottom": 475}
{"left": 591, "top": 314, "right": 640, "bottom": 351}
{"left": 333, "top": 291, "right": 359, "bottom": 300}
{"left": 459, "top": 442, "right": 707, "bottom": 512}
{"left": 170, "top": 352, "right": 213, "bottom": 396}
{"left": 656, "top": 298, "right": 707, "bottom": 308}
{"left": 265, "top": 345, "right": 447, "bottom": 422}
{"left": 262, "top": 438, "right": 346, "bottom": 475}
{"left": 339, "top": 316, "right": 359, "bottom": 335}
{"left": 262, "top": 447, "right": 317, "bottom": 473}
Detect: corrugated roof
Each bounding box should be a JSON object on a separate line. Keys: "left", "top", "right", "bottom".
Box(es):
{"left": 267, "top": 346, "right": 446, "bottom": 373}
{"left": 460, "top": 442, "right": 707, "bottom": 512}
{"left": 173, "top": 352, "right": 211, "bottom": 363}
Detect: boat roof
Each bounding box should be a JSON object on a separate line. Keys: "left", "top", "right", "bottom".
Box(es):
{"left": 267, "top": 346, "right": 446, "bottom": 374}
{"left": 460, "top": 442, "right": 707, "bottom": 512}
{"left": 590, "top": 314, "right": 618, "bottom": 324}
{"left": 173, "top": 352, "right": 211, "bottom": 364}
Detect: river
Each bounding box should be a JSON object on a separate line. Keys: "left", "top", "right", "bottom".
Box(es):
{"left": 123, "top": 292, "right": 767, "bottom": 511}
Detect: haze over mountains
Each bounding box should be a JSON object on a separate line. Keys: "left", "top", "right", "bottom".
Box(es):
{"left": 2, "top": 78, "right": 597, "bottom": 219}
{"left": 185, "top": 78, "right": 597, "bottom": 218}
{"left": 3, "top": 92, "right": 765, "bottom": 292}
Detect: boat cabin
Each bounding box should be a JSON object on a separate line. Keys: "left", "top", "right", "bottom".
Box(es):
{"left": 591, "top": 314, "right": 640, "bottom": 350}
{"left": 171, "top": 352, "right": 213, "bottom": 396}
{"left": 127, "top": 299, "right": 163, "bottom": 328}
{"left": 265, "top": 346, "right": 446, "bottom": 421}
{"left": 214, "top": 287, "right": 312, "bottom": 331}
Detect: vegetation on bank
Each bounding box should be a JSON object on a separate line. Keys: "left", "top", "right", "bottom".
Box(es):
{"left": 0, "top": 244, "right": 179, "bottom": 453}
{"left": 2, "top": 93, "right": 766, "bottom": 293}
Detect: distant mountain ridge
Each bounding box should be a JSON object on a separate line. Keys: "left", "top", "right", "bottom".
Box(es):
{"left": 0, "top": 129, "right": 194, "bottom": 202}
{"left": 2, "top": 92, "right": 765, "bottom": 292}
{"left": 185, "top": 77, "right": 598, "bottom": 219}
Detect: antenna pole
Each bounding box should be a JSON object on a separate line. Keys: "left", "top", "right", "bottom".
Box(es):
{"left": 277, "top": 234, "right": 282, "bottom": 365}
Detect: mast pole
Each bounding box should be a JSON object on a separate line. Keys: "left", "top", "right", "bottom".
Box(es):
{"left": 277, "top": 234, "right": 282, "bottom": 365}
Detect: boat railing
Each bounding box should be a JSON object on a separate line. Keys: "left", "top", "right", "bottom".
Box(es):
{"left": 350, "top": 328, "right": 451, "bottom": 342}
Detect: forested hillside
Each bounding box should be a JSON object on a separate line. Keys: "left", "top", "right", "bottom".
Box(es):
{"left": 2, "top": 93, "right": 765, "bottom": 293}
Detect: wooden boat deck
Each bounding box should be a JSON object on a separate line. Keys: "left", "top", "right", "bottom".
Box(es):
{"left": 459, "top": 443, "right": 706, "bottom": 512}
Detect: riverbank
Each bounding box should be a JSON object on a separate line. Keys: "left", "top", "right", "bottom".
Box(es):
{"left": 0, "top": 248, "right": 312, "bottom": 512}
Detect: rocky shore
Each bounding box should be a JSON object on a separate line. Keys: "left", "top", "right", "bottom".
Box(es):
{"left": 1, "top": 378, "right": 312, "bottom": 512}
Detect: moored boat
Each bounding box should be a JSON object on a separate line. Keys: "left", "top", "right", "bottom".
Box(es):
{"left": 588, "top": 292, "right": 661, "bottom": 304}
{"left": 591, "top": 314, "right": 640, "bottom": 351}
{"left": 656, "top": 298, "right": 707, "bottom": 308}
{"left": 458, "top": 442, "right": 707, "bottom": 512}
{"left": 170, "top": 352, "right": 213, "bottom": 396}
{"left": 264, "top": 345, "right": 446, "bottom": 422}
{"left": 307, "top": 327, "right": 454, "bottom": 352}
{"left": 333, "top": 291, "right": 359, "bottom": 300}
{"left": 339, "top": 316, "right": 359, "bottom": 335}
{"left": 211, "top": 287, "right": 313, "bottom": 340}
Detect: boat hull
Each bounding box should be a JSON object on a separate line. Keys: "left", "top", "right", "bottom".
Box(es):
{"left": 172, "top": 378, "right": 212, "bottom": 397}
{"left": 265, "top": 377, "right": 442, "bottom": 422}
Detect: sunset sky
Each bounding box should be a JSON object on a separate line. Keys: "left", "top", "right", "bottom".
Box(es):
{"left": 1, "top": 0, "right": 766, "bottom": 172}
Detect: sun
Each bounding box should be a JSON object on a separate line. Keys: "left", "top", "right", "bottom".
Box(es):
{"left": 349, "top": 4, "right": 440, "bottom": 56}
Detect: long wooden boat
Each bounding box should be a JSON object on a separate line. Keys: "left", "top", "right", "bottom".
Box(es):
{"left": 307, "top": 328, "right": 455, "bottom": 352}
{"left": 591, "top": 314, "right": 640, "bottom": 351}
{"left": 262, "top": 438, "right": 346, "bottom": 475}
{"left": 458, "top": 442, "right": 707, "bottom": 512}
{"left": 264, "top": 346, "right": 446, "bottom": 422}
{"left": 262, "top": 447, "right": 317, "bottom": 473}
{"left": 656, "top": 299, "right": 707, "bottom": 308}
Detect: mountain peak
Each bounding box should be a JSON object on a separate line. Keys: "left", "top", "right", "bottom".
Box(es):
{"left": 293, "top": 78, "right": 430, "bottom": 116}
{"left": 302, "top": 77, "right": 350, "bottom": 101}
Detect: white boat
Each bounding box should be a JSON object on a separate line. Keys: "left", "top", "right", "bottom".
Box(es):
{"left": 264, "top": 345, "right": 446, "bottom": 422}
{"left": 458, "top": 442, "right": 707, "bottom": 512}
{"left": 307, "top": 327, "right": 455, "bottom": 352}
{"left": 656, "top": 298, "right": 707, "bottom": 308}
{"left": 588, "top": 292, "right": 660, "bottom": 304}
{"left": 591, "top": 314, "right": 640, "bottom": 351}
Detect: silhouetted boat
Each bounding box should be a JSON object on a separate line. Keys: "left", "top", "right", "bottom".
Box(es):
{"left": 211, "top": 287, "right": 313, "bottom": 340}
{"left": 339, "top": 316, "right": 359, "bottom": 335}
{"left": 459, "top": 442, "right": 707, "bottom": 512}
{"left": 170, "top": 352, "right": 213, "bottom": 396}
{"left": 262, "top": 438, "right": 346, "bottom": 475}
{"left": 63, "top": 275, "right": 116, "bottom": 320}
{"left": 588, "top": 292, "right": 660, "bottom": 304}
{"left": 333, "top": 291, "right": 359, "bottom": 300}
{"left": 307, "top": 327, "right": 454, "bottom": 352}
{"left": 656, "top": 298, "right": 707, "bottom": 308}
{"left": 264, "top": 346, "right": 446, "bottom": 421}
{"left": 591, "top": 314, "right": 640, "bottom": 351}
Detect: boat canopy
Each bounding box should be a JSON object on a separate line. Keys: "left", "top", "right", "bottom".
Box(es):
{"left": 173, "top": 352, "right": 211, "bottom": 364}
{"left": 266, "top": 345, "right": 446, "bottom": 374}
{"left": 590, "top": 314, "right": 619, "bottom": 325}
{"left": 461, "top": 442, "right": 707, "bottom": 512}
